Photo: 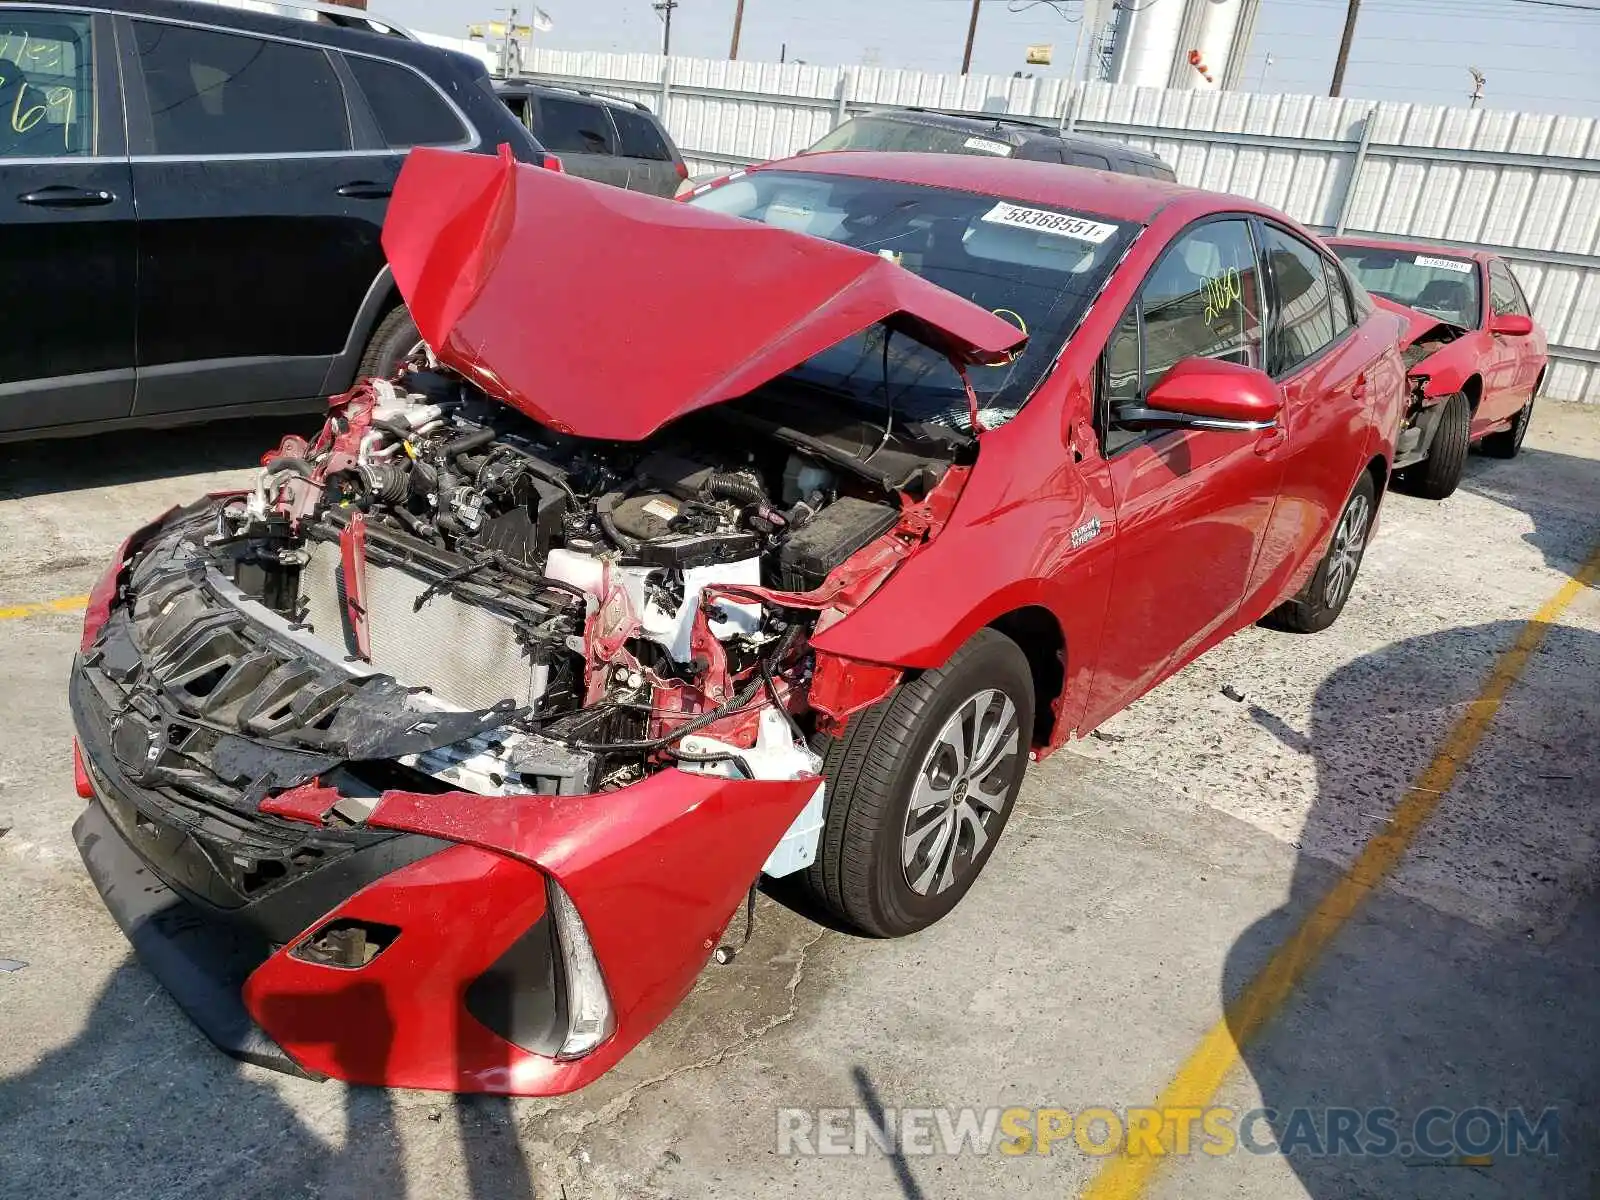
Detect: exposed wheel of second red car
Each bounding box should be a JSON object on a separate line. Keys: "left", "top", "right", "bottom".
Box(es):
{"left": 1481, "top": 390, "right": 1536, "bottom": 459}
{"left": 1397, "top": 391, "right": 1470, "bottom": 499}
{"left": 804, "top": 629, "right": 1034, "bottom": 938}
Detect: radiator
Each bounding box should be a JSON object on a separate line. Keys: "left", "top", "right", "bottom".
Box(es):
{"left": 299, "top": 541, "right": 539, "bottom": 712}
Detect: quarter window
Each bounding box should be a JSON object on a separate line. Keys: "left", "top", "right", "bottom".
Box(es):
{"left": 1101, "top": 304, "right": 1143, "bottom": 455}
{"left": 611, "top": 107, "right": 671, "bottom": 161}
{"left": 1261, "top": 225, "right": 1337, "bottom": 374}
{"left": 535, "top": 96, "right": 615, "bottom": 155}
{"left": 1325, "top": 259, "right": 1356, "bottom": 334}
{"left": 346, "top": 54, "right": 465, "bottom": 149}
{"left": 0, "top": 12, "right": 95, "bottom": 158}
{"left": 132, "top": 21, "right": 351, "bottom": 156}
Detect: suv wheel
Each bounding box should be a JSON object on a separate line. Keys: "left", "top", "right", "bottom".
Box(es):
{"left": 359, "top": 305, "right": 430, "bottom": 381}
{"left": 803, "top": 629, "right": 1033, "bottom": 938}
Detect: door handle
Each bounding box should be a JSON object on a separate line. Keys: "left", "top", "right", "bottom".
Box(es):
{"left": 336, "top": 181, "right": 393, "bottom": 200}
{"left": 18, "top": 185, "right": 115, "bottom": 208}
{"left": 1254, "top": 426, "right": 1287, "bottom": 456}
{"left": 1351, "top": 373, "right": 1369, "bottom": 400}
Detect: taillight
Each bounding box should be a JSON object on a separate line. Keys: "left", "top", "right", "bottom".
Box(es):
{"left": 673, "top": 160, "right": 688, "bottom": 180}
{"left": 541, "top": 153, "right": 565, "bottom": 174}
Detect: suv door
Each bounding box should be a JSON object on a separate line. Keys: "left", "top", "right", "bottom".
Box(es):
{"left": 1084, "top": 217, "right": 1281, "bottom": 723}
{"left": 1244, "top": 223, "right": 1383, "bottom": 613}
{"left": 608, "top": 104, "right": 679, "bottom": 197}
{"left": 528, "top": 93, "right": 626, "bottom": 188}
{"left": 0, "top": 10, "right": 135, "bottom": 434}
{"left": 118, "top": 15, "right": 395, "bottom": 416}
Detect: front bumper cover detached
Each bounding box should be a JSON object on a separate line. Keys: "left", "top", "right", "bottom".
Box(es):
{"left": 69, "top": 516, "right": 820, "bottom": 1094}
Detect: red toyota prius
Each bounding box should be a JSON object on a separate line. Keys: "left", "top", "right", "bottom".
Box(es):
{"left": 70, "top": 148, "right": 1405, "bottom": 1095}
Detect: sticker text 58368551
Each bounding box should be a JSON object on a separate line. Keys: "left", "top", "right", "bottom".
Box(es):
{"left": 980, "top": 202, "right": 1119, "bottom": 245}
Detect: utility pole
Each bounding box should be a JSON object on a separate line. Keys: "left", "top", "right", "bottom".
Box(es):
{"left": 653, "top": 0, "right": 677, "bottom": 56}
{"left": 1329, "top": 0, "right": 1360, "bottom": 96}
{"left": 960, "top": 0, "right": 981, "bottom": 74}
{"left": 729, "top": 0, "right": 745, "bottom": 58}
{"left": 498, "top": 6, "right": 517, "bottom": 76}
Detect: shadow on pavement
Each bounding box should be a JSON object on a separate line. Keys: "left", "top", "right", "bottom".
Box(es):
{"left": 0, "top": 415, "right": 322, "bottom": 502}
{"left": 1460, "top": 445, "right": 1600, "bottom": 579}
{"left": 1226, "top": 620, "right": 1600, "bottom": 1198}
{"left": 0, "top": 956, "right": 539, "bottom": 1199}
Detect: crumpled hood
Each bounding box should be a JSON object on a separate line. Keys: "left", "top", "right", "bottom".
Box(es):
{"left": 1371, "top": 294, "right": 1466, "bottom": 354}
{"left": 382, "top": 147, "right": 1027, "bottom": 441}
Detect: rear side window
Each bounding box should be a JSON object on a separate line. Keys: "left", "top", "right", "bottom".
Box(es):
{"left": 1069, "top": 151, "right": 1113, "bottom": 171}
{"left": 534, "top": 96, "right": 615, "bottom": 154}
{"left": 611, "top": 107, "right": 671, "bottom": 161}
{"left": 0, "top": 12, "right": 97, "bottom": 157}
{"left": 346, "top": 54, "right": 466, "bottom": 148}
{"left": 1261, "top": 225, "right": 1337, "bottom": 374}
{"left": 132, "top": 21, "right": 350, "bottom": 155}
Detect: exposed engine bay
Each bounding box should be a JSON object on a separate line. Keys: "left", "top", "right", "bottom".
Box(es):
{"left": 88, "top": 368, "right": 970, "bottom": 868}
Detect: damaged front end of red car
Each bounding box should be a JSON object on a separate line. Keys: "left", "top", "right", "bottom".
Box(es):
{"left": 69, "top": 148, "right": 1022, "bottom": 1093}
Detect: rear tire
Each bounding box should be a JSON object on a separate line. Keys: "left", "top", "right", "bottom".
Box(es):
{"left": 1481, "top": 390, "right": 1535, "bottom": 459}
{"left": 1396, "top": 392, "right": 1469, "bottom": 499}
{"left": 358, "top": 304, "right": 426, "bottom": 382}
{"left": 1261, "top": 472, "right": 1377, "bottom": 635}
{"left": 802, "top": 629, "right": 1033, "bottom": 938}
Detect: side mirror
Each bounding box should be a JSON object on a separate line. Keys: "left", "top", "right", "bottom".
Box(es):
{"left": 1490, "top": 312, "right": 1534, "bottom": 337}
{"left": 1114, "top": 357, "right": 1282, "bottom": 433}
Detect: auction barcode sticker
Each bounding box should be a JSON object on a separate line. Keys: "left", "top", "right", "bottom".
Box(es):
{"left": 963, "top": 136, "right": 1014, "bottom": 156}
{"left": 1415, "top": 254, "right": 1473, "bottom": 274}
{"left": 981, "top": 202, "right": 1118, "bottom": 243}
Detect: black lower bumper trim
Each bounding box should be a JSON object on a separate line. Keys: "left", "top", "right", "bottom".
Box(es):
{"left": 73, "top": 796, "right": 322, "bottom": 1080}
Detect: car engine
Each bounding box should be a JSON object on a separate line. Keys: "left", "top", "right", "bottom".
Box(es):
{"left": 139, "top": 369, "right": 952, "bottom": 822}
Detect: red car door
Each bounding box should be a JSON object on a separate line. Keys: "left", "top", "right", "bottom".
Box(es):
{"left": 1244, "top": 226, "right": 1382, "bottom": 615}
{"left": 1084, "top": 218, "right": 1282, "bottom": 725}
{"left": 1485, "top": 259, "right": 1542, "bottom": 417}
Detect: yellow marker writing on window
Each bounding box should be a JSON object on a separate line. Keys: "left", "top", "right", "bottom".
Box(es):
{"left": 12, "top": 83, "right": 46, "bottom": 135}
{"left": 1202, "top": 267, "right": 1243, "bottom": 324}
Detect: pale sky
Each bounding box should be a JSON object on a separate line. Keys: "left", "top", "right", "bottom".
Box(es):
{"left": 377, "top": 0, "right": 1600, "bottom": 118}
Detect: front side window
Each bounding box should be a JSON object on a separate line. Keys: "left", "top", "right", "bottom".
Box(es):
{"left": 1143, "top": 219, "right": 1265, "bottom": 380}
{"left": 1489, "top": 260, "right": 1531, "bottom": 318}
{"left": 0, "top": 12, "right": 95, "bottom": 157}
{"left": 688, "top": 169, "right": 1136, "bottom": 431}
{"left": 1261, "top": 225, "right": 1337, "bottom": 375}
{"left": 346, "top": 54, "right": 465, "bottom": 149}
{"left": 132, "top": 21, "right": 350, "bottom": 156}
{"left": 534, "top": 96, "right": 615, "bottom": 155}
{"left": 611, "top": 107, "right": 671, "bottom": 161}
{"left": 1332, "top": 244, "right": 1481, "bottom": 329}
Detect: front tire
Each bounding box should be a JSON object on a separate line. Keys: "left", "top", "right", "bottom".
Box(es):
{"left": 1396, "top": 391, "right": 1469, "bottom": 499}
{"left": 803, "top": 629, "right": 1033, "bottom": 938}
{"left": 1261, "top": 472, "right": 1377, "bottom": 635}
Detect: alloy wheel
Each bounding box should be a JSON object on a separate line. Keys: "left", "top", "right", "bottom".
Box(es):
{"left": 901, "top": 689, "right": 1022, "bottom": 897}
{"left": 1323, "top": 492, "right": 1371, "bottom": 610}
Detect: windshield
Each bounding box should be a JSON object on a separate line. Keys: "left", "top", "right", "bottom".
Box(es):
{"left": 687, "top": 169, "right": 1136, "bottom": 430}
{"left": 807, "top": 115, "right": 1018, "bottom": 158}
{"left": 1332, "top": 246, "right": 1482, "bottom": 329}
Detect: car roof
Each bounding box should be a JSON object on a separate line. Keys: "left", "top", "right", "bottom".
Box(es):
{"left": 96, "top": 0, "right": 485, "bottom": 72}
{"left": 755, "top": 150, "right": 1219, "bottom": 224}
{"left": 1326, "top": 235, "right": 1495, "bottom": 265}
{"left": 853, "top": 107, "right": 1169, "bottom": 166}
{"left": 494, "top": 79, "right": 654, "bottom": 115}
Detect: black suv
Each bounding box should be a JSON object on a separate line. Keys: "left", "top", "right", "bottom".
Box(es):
{"left": 495, "top": 81, "right": 687, "bottom": 197}
{"left": 0, "top": 0, "right": 554, "bottom": 443}
{"left": 807, "top": 107, "right": 1177, "bottom": 179}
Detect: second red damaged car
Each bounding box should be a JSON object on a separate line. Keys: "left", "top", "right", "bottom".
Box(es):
{"left": 71, "top": 147, "right": 1405, "bottom": 1095}
{"left": 1328, "top": 237, "right": 1548, "bottom": 499}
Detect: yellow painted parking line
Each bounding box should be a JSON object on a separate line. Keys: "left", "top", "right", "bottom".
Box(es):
{"left": 1082, "top": 541, "right": 1600, "bottom": 1200}
{"left": 0, "top": 595, "right": 88, "bottom": 621}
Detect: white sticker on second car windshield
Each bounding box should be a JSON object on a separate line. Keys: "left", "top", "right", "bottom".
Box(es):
{"left": 981, "top": 202, "right": 1118, "bottom": 244}
{"left": 963, "top": 136, "right": 1014, "bottom": 156}
{"left": 1415, "top": 254, "right": 1473, "bottom": 274}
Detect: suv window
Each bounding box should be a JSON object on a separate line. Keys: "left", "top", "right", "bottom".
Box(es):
{"left": 535, "top": 95, "right": 615, "bottom": 155}
{"left": 1098, "top": 219, "right": 1264, "bottom": 455}
{"left": 132, "top": 21, "right": 350, "bottom": 156}
{"left": 0, "top": 12, "right": 95, "bottom": 157}
{"left": 346, "top": 54, "right": 465, "bottom": 148}
{"left": 1068, "top": 150, "right": 1112, "bottom": 171}
{"left": 611, "top": 106, "right": 671, "bottom": 161}
{"left": 1261, "top": 225, "right": 1337, "bottom": 375}
{"left": 1489, "top": 260, "right": 1530, "bottom": 318}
